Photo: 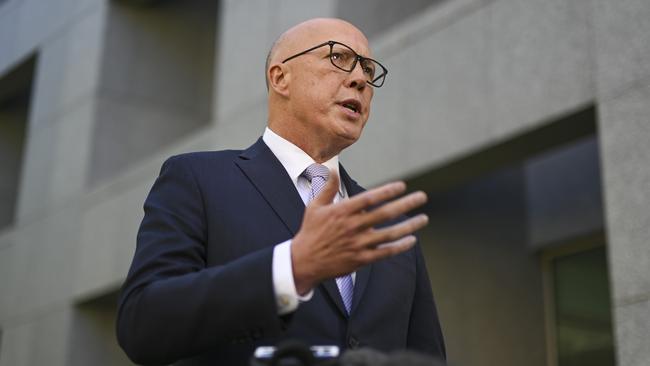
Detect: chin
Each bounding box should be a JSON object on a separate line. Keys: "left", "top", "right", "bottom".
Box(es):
{"left": 336, "top": 131, "right": 361, "bottom": 147}
{"left": 339, "top": 120, "right": 365, "bottom": 138}
{"left": 320, "top": 118, "right": 365, "bottom": 150}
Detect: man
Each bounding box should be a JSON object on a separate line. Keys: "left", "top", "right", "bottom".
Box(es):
{"left": 117, "top": 18, "right": 446, "bottom": 365}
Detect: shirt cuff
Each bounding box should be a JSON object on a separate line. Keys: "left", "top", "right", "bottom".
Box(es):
{"left": 272, "top": 239, "right": 314, "bottom": 315}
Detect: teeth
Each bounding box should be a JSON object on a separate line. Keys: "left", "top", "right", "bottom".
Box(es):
{"left": 343, "top": 103, "right": 357, "bottom": 112}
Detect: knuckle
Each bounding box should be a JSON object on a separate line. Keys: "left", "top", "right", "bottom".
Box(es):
{"left": 344, "top": 217, "right": 360, "bottom": 231}
{"left": 370, "top": 207, "right": 392, "bottom": 222}
{"left": 379, "top": 228, "right": 399, "bottom": 242}
{"left": 357, "top": 251, "right": 375, "bottom": 264}
{"left": 372, "top": 207, "right": 390, "bottom": 220}
{"left": 344, "top": 236, "right": 359, "bottom": 248}
{"left": 375, "top": 247, "right": 395, "bottom": 259}
{"left": 361, "top": 229, "right": 379, "bottom": 245}
{"left": 330, "top": 206, "right": 347, "bottom": 220}
{"left": 352, "top": 234, "right": 370, "bottom": 250}
{"left": 383, "top": 243, "right": 402, "bottom": 255}
{"left": 402, "top": 220, "right": 417, "bottom": 231}
{"left": 359, "top": 194, "right": 373, "bottom": 207}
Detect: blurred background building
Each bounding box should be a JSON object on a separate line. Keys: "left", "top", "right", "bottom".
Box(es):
{"left": 0, "top": 0, "right": 648, "bottom": 365}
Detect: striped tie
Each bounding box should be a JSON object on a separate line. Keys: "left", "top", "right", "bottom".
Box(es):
{"left": 302, "top": 163, "right": 355, "bottom": 315}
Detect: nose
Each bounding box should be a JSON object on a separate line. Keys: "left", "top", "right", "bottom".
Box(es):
{"left": 346, "top": 60, "right": 367, "bottom": 91}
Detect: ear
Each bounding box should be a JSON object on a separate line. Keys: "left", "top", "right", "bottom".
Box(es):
{"left": 268, "top": 64, "right": 290, "bottom": 97}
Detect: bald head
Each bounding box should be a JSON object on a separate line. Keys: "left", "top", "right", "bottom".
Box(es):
{"left": 265, "top": 17, "right": 375, "bottom": 162}
{"left": 265, "top": 18, "right": 370, "bottom": 89}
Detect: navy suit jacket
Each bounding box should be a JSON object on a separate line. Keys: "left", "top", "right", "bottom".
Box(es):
{"left": 117, "top": 138, "right": 446, "bottom": 365}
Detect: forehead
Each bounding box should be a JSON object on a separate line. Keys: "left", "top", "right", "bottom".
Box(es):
{"left": 290, "top": 20, "right": 372, "bottom": 58}
{"left": 323, "top": 26, "right": 371, "bottom": 56}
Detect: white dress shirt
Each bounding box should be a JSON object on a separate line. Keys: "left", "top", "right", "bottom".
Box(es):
{"left": 263, "top": 127, "right": 350, "bottom": 315}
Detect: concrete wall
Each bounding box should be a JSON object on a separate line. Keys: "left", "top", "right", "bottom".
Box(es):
{"left": 594, "top": 1, "right": 650, "bottom": 365}
{"left": 0, "top": 0, "right": 648, "bottom": 364}
{"left": 88, "top": 0, "right": 217, "bottom": 186}
{"left": 0, "top": 1, "right": 107, "bottom": 364}
{"left": 598, "top": 87, "right": 650, "bottom": 366}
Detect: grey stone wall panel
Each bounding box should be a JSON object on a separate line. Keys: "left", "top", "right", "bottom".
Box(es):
{"left": 4, "top": 208, "right": 82, "bottom": 322}
{"left": 347, "top": 0, "right": 594, "bottom": 186}
{"left": 16, "top": 103, "right": 95, "bottom": 223}
{"left": 485, "top": 0, "right": 594, "bottom": 137}
{"left": 214, "top": 0, "right": 336, "bottom": 123}
{"left": 74, "top": 179, "right": 151, "bottom": 300}
{"left": 214, "top": 0, "right": 274, "bottom": 122}
{"left": 614, "top": 299, "right": 650, "bottom": 366}
{"left": 26, "top": 4, "right": 105, "bottom": 130}
{"left": 598, "top": 82, "right": 650, "bottom": 303}
{"left": 0, "top": 0, "right": 105, "bottom": 76}
{"left": 594, "top": 0, "right": 650, "bottom": 98}
{"left": 346, "top": 5, "right": 492, "bottom": 184}
{"left": 0, "top": 308, "right": 73, "bottom": 366}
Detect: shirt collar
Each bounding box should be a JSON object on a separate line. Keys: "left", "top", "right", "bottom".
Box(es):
{"left": 262, "top": 127, "right": 345, "bottom": 196}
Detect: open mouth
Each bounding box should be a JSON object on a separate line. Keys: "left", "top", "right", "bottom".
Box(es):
{"left": 340, "top": 100, "right": 361, "bottom": 114}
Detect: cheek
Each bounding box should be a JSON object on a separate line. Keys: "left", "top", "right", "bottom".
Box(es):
{"left": 312, "top": 87, "right": 337, "bottom": 113}
{"left": 364, "top": 93, "right": 373, "bottom": 118}
{"left": 366, "top": 89, "right": 374, "bottom": 106}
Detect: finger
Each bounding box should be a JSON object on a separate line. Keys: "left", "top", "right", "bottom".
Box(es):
{"left": 340, "top": 181, "right": 407, "bottom": 214}
{"left": 359, "top": 235, "right": 417, "bottom": 264}
{"left": 357, "top": 191, "right": 428, "bottom": 230}
{"left": 376, "top": 234, "right": 417, "bottom": 250}
{"left": 312, "top": 168, "right": 340, "bottom": 206}
{"left": 360, "top": 214, "right": 428, "bottom": 248}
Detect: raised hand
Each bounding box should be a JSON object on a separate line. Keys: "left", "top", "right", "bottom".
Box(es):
{"left": 291, "top": 169, "right": 429, "bottom": 295}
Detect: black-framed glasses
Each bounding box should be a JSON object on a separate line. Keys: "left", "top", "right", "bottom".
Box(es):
{"left": 282, "top": 40, "right": 388, "bottom": 88}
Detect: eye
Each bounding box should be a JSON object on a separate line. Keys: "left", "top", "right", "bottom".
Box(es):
{"left": 362, "top": 63, "right": 376, "bottom": 78}
{"left": 332, "top": 51, "right": 353, "bottom": 63}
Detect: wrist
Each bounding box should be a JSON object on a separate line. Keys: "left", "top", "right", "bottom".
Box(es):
{"left": 291, "top": 238, "right": 317, "bottom": 295}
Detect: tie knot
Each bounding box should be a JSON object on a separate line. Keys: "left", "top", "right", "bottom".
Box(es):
{"left": 302, "top": 163, "right": 329, "bottom": 182}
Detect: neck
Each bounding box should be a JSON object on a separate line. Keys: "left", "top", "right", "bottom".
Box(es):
{"left": 267, "top": 122, "right": 342, "bottom": 163}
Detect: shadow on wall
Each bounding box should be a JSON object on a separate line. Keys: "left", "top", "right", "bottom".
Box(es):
{"left": 0, "top": 55, "right": 35, "bottom": 230}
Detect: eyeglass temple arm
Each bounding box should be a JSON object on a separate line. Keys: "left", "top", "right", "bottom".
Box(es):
{"left": 281, "top": 41, "right": 334, "bottom": 64}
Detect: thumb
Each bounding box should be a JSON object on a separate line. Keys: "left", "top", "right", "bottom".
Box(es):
{"left": 313, "top": 169, "right": 339, "bottom": 206}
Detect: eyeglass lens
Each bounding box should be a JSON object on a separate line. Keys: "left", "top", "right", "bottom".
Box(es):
{"left": 330, "top": 43, "right": 384, "bottom": 86}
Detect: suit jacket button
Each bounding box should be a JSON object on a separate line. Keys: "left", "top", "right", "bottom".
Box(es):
{"left": 348, "top": 336, "right": 360, "bottom": 349}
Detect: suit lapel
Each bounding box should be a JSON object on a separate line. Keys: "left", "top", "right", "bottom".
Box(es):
{"left": 321, "top": 280, "right": 348, "bottom": 318}
{"left": 235, "top": 138, "right": 305, "bottom": 236}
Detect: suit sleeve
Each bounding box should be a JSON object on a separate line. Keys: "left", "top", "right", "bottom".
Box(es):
{"left": 407, "top": 243, "right": 447, "bottom": 360}
{"left": 116, "top": 155, "right": 285, "bottom": 365}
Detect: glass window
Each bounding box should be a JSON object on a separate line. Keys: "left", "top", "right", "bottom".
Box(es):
{"left": 547, "top": 245, "right": 616, "bottom": 366}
